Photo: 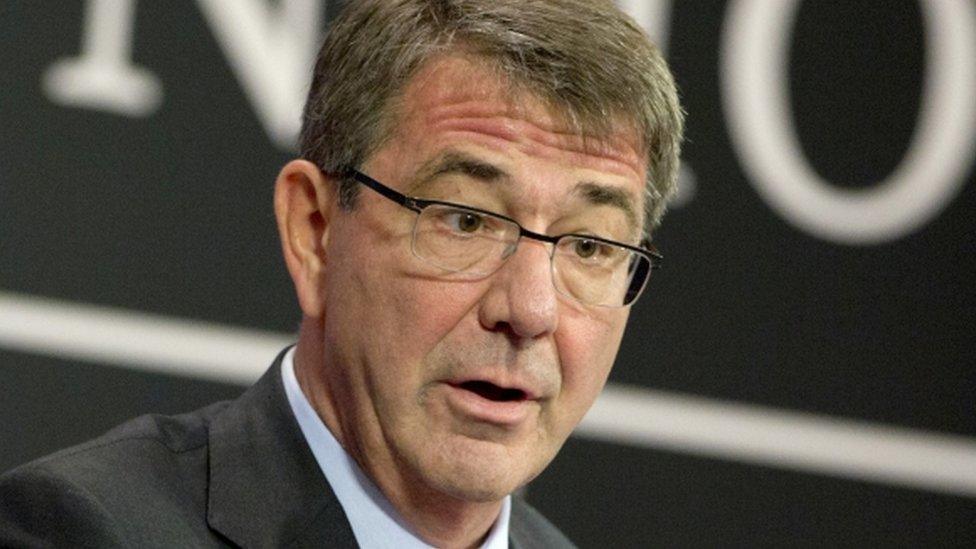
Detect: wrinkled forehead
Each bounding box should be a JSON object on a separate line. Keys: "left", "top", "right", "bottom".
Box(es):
{"left": 388, "top": 53, "right": 647, "bottom": 174}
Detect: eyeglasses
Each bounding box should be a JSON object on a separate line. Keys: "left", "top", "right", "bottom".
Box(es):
{"left": 346, "top": 170, "right": 662, "bottom": 308}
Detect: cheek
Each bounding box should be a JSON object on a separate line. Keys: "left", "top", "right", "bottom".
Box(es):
{"left": 556, "top": 312, "right": 627, "bottom": 410}
{"left": 326, "top": 213, "right": 488, "bottom": 374}
{"left": 389, "top": 278, "right": 485, "bottom": 359}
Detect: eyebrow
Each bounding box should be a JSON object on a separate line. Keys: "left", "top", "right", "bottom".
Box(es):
{"left": 409, "top": 151, "right": 511, "bottom": 193}
{"left": 572, "top": 181, "right": 640, "bottom": 232}
{"left": 411, "top": 149, "right": 641, "bottom": 234}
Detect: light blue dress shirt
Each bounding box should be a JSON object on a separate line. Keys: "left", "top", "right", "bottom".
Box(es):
{"left": 281, "top": 347, "right": 511, "bottom": 548}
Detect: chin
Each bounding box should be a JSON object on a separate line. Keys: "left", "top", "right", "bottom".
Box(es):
{"left": 412, "top": 433, "right": 550, "bottom": 503}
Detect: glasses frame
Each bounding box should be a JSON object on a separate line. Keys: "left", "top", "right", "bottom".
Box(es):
{"left": 346, "top": 169, "right": 663, "bottom": 307}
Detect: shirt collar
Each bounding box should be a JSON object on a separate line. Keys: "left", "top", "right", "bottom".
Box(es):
{"left": 281, "top": 346, "right": 511, "bottom": 549}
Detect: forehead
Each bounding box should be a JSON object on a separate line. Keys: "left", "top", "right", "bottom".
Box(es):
{"left": 388, "top": 54, "right": 647, "bottom": 186}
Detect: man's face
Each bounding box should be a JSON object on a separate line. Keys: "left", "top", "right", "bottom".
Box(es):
{"left": 318, "top": 55, "right": 647, "bottom": 502}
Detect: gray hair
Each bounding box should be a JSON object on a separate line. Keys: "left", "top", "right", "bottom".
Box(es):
{"left": 300, "top": 0, "right": 684, "bottom": 231}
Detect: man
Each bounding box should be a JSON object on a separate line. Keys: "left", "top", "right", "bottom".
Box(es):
{"left": 0, "top": 0, "right": 682, "bottom": 546}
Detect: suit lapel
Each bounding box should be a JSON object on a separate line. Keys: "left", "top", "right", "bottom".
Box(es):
{"left": 509, "top": 497, "right": 576, "bottom": 548}
{"left": 206, "top": 351, "right": 358, "bottom": 547}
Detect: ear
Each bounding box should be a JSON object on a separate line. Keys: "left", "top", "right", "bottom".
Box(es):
{"left": 274, "top": 159, "right": 337, "bottom": 319}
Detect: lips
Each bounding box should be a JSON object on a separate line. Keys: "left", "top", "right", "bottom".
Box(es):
{"left": 455, "top": 380, "right": 528, "bottom": 402}
{"left": 444, "top": 378, "right": 541, "bottom": 426}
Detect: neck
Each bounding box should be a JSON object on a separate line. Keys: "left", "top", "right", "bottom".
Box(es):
{"left": 292, "top": 318, "right": 504, "bottom": 548}
{"left": 366, "top": 459, "right": 503, "bottom": 548}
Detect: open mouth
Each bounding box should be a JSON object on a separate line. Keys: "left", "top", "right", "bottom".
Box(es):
{"left": 456, "top": 380, "right": 527, "bottom": 402}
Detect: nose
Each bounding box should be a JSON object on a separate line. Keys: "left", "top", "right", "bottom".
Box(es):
{"left": 477, "top": 238, "right": 559, "bottom": 340}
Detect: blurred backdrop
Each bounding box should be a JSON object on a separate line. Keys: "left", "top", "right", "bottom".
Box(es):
{"left": 1, "top": 1, "right": 974, "bottom": 546}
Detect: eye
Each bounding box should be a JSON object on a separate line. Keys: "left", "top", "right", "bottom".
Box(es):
{"left": 573, "top": 238, "right": 602, "bottom": 258}
{"left": 446, "top": 210, "right": 485, "bottom": 233}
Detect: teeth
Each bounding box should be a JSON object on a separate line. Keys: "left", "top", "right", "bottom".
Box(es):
{"left": 459, "top": 381, "right": 525, "bottom": 402}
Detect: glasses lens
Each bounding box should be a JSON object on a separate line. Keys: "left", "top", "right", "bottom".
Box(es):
{"left": 412, "top": 204, "right": 518, "bottom": 276}
{"left": 552, "top": 236, "right": 651, "bottom": 307}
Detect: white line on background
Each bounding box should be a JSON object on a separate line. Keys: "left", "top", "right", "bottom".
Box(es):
{"left": 0, "top": 291, "right": 291, "bottom": 384}
{"left": 2, "top": 290, "right": 975, "bottom": 497}
{"left": 580, "top": 385, "right": 976, "bottom": 498}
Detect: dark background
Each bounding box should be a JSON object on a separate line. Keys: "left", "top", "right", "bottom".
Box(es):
{"left": 2, "top": 1, "right": 974, "bottom": 546}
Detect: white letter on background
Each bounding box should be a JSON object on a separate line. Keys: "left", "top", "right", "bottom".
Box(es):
{"left": 618, "top": 0, "right": 672, "bottom": 53}
{"left": 43, "top": 0, "right": 163, "bottom": 117}
{"left": 722, "top": 0, "right": 976, "bottom": 244}
{"left": 618, "top": 0, "right": 698, "bottom": 208}
{"left": 196, "top": 0, "right": 321, "bottom": 149}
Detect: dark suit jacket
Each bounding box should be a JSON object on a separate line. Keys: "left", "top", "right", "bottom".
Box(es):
{"left": 0, "top": 352, "right": 574, "bottom": 548}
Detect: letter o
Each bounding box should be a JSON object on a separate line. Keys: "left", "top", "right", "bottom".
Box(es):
{"left": 722, "top": 0, "right": 976, "bottom": 245}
